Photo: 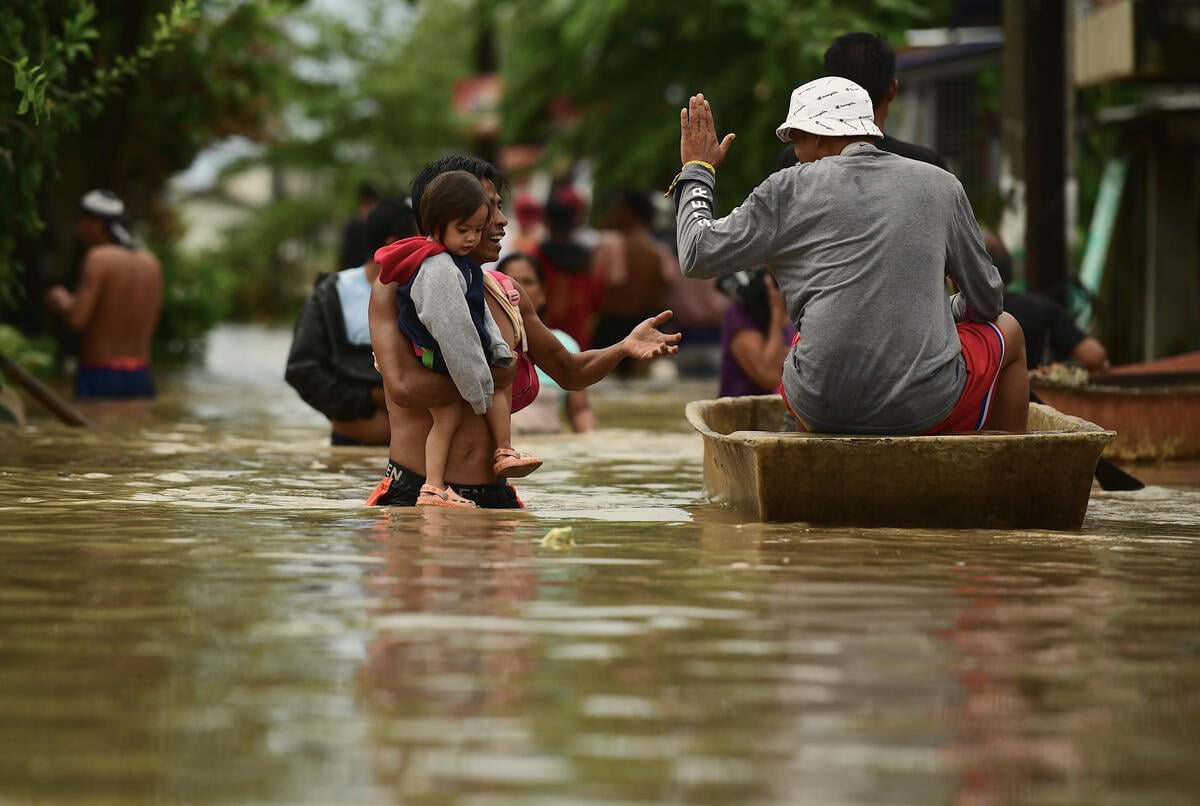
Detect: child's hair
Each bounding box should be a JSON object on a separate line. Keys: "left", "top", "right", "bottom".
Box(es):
{"left": 419, "top": 170, "right": 491, "bottom": 242}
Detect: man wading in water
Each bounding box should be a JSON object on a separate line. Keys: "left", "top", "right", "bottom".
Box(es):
{"left": 45, "top": 189, "right": 163, "bottom": 401}
{"left": 366, "top": 156, "right": 681, "bottom": 509}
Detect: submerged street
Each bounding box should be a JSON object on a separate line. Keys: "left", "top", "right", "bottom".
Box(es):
{"left": 2, "top": 325, "right": 1199, "bottom": 805}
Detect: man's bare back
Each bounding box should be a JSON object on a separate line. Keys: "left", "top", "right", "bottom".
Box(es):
{"left": 600, "top": 230, "right": 669, "bottom": 319}
{"left": 82, "top": 245, "right": 162, "bottom": 364}
{"left": 49, "top": 244, "right": 163, "bottom": 365}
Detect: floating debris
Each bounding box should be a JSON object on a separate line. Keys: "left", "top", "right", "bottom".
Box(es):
{"left": 540, "top": 526, "right": 575, "bottom": 549}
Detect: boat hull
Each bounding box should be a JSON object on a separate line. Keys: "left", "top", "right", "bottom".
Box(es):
{"left": 686, "top": 396, "right": 1114, "bottom": 530}
{"left": 1031, "top": 379, "right": 1200, "bottom": 462}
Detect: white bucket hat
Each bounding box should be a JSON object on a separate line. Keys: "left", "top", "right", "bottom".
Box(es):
{"left": 775, "top": 76, "right": 883, "bottom": 142}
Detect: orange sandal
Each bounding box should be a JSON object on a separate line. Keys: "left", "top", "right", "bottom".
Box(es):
{"left": 492, "top": 447, "right": 543, "bottom": 478}
{"left": 416, "top": 483, "right": 476, "bottom": 508}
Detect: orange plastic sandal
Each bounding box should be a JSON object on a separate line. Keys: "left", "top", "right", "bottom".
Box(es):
{"left": 492, "top": 447, "right": 543, "bottom": 479}
{"left": 416, "top": 483, "right": 476, "bottom": 508}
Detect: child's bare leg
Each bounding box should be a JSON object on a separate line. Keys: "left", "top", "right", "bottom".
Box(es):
{"left": 485, "top": 385, "right": 513, "bottom": 450}
{"left": 425, "top": 401, "right": 462, "bottom": 489}
{"left": 487, "top": 381, "right": 542, "bottom": 477}
{"left": 985, "top": 312, "right": 1029, "bottom": 433}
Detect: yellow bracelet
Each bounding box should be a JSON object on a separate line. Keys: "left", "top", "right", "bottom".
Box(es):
{"left": 664, "top": 160, "right": 717, "bottom": 197}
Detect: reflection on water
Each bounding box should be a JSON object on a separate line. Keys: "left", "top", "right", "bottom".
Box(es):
{"left": 1, "top": 324, "right": 1199, "bottom": 804}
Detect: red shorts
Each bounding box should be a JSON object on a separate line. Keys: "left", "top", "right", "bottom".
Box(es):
{"left": 923, "top": 320, "right": 1006, "bottom": 434}
{"left": 780, "top": 321, "right": 1006, "bottom": 434}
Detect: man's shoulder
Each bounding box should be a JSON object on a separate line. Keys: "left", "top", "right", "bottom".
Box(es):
{"left": 880, "top": 135, "right": 948, "bottom": 171}
{"left": 308, "top": 271, "right": 341, "bottom": 296}
{"left": 86, "top": 243, "right": 160, "bottom": 274}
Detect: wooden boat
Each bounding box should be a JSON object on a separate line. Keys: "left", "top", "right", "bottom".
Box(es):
{"left": 1030, "top": 351, "right": 1200, "bottom": 462}
{"left": 685, "top": 395, "right": 1114, "bottom": 530}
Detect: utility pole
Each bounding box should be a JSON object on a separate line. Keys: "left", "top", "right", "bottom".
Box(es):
{"left": 473, "top": 0, "right": 498, "bottom": 164}
{"left": 1022, "top": 0, "right": 1069, "bottom": 304}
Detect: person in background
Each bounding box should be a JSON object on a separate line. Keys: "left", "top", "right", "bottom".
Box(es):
{"left": 534, "top": 186, "right": 600, "bottom": 348}
{"left": 716, "top": 267, "right": 796, "bottom": 397}
{"left": 499, "top": 191, "right": 546, "bottom": 258}
{"left": 339, "top": 180, "right": 381, "bottom": 270}
{"left": 498, "top": 252, "right": 595, "bottom": 434}
{"left": 44, "top": 189, "right": 163, "bottom": 400}
{"left": 286, "top": 194, "right": 417, "bottom": 446}
{"left": 983, "top": 230, "right": 1111, "bottom": 373}
{"left": 774, "top": 32, "right": 947, "bottom": 174}
{"left": 590, "top": 188, "right": 674, "bottom": 376}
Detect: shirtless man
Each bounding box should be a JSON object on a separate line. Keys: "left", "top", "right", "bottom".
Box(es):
{"left": 367, "top": 156, "right": 680, "bottom": 508}
{"left": 591, "top": 188, "right": 674, "bottom": 365}
{"left": 45, "top": 189, "right": 163, "bottom": 400}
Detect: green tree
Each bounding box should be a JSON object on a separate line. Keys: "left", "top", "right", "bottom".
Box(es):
{"left": 183, "top": 0, "right": 483, "bottom": 321}
{"left": 498, "top": 0, "right": 951, "bottom": 211}
{"left": 1, "top": 0, "right": 200, "bottom": 307}
{"left": 2, "top": 0, "right": 304, "bottom": 359}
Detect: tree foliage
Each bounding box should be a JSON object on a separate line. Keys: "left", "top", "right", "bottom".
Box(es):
{"left": 180, "top": 0, "right": 484, "bottom": 322}
{"left": 0, "top": 0, "right": 200, "bottom": 307}
{"left": 498, "top": 0, "right": 952, "bottom": 211}
{"left": 1, "top": 0, "right": 307, "bottom": 358}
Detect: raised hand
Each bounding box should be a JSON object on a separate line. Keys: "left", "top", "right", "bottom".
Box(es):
{"left": 679, "top": 93, "right": 736, "bottom": 169}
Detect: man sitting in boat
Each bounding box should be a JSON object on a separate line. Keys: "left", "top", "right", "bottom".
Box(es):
{"left": 668, "top": 79, "right": 1028, "bottom": 435}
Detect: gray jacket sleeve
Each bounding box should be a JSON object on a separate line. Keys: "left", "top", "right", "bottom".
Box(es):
{"left": 945, "top": 183, "right": 1004, "bottom": 323}
{"left": 481, "top": 305, "right": 515, "bottom": 368}
{"left": 672, "top": 165, "right": 781, "bottom": 279}
{"left": 410, "top": 254, "right": 494, "bottom": 415}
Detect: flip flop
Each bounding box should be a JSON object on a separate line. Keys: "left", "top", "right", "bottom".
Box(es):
{"left": 492, "top": 447, "right": 543, "bottom": 479}
{"left": 416, "top": 483, "right": 476, "bottom": 508}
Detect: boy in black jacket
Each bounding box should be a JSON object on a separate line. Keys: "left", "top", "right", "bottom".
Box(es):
{"left": 286, "top": 195, "right": 418, "bottom": 445}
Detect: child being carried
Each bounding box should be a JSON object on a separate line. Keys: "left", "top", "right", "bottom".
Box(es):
{"left": 374, "top": 171, "right": 542, "bottom": 507}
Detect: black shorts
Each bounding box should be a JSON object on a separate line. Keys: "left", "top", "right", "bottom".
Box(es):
{"left": 365, "top": 460, "right": 523, "bottom": 509}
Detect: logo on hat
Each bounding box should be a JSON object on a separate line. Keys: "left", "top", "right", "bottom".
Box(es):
{"left": 775, "top": 77, "right": 883, "bottom": 143}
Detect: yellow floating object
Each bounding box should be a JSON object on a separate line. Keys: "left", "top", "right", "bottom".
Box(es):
{"left": 540, "top": 526, "right": 575, "bottom": 548}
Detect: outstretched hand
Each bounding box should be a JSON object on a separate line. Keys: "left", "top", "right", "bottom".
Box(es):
{"left": 622, "top": 311, "right": 682, "bottom": 360}
{"left": 680, "top": 93, "right": 736, "bottom": 168}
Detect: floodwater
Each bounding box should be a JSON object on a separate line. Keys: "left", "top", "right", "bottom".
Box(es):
{"left": 2, "top": 324, "right": 1199, "bottom": 806}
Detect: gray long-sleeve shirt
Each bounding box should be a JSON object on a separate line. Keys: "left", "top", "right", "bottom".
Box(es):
{"left": 674, "top": 144, "right": 1003, "bottom": 434}
{"left": 410, "top": 253, "right": 514, "bottom": 415}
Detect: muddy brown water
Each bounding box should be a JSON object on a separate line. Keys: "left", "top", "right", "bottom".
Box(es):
{"left": 2, "top": 324, "right": 1198, "bottom": 805}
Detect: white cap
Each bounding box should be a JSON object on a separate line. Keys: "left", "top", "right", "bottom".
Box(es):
{"left": 80, "top": 188, "right": 126, "bottom": 218}
{"left": 775, "top": 76, "right": 883, "bottom": 142}
{"left": 80, "top": 188, "right": 134, "bottom": 248}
